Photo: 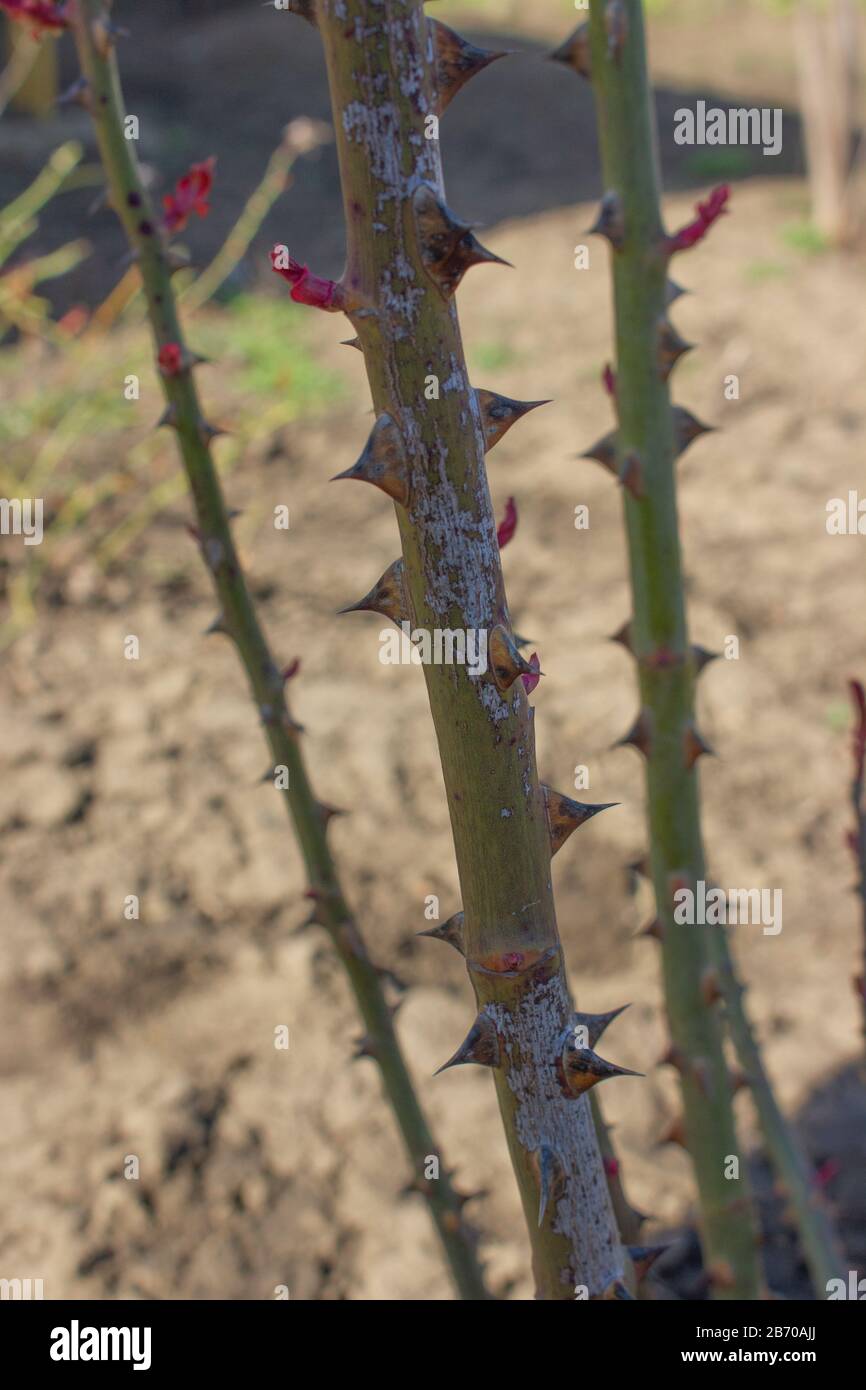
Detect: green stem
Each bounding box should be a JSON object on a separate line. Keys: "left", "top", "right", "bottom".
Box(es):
{"left": 706, "top": 931, "right": 846, "bottom": 1296}
{"left": 70, "top": 0, "right": 488, "bottom": 1302}
{"left": 583, "top": 0, "right": 761, "bottom": 1298}
{"left": 314, "top": 0, "right": 628, "bottom": 1299}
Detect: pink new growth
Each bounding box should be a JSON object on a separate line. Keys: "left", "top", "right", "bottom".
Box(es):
{"left": 497, "top": 496, "right": 518, "bottom": 549}
{"left": 271, "top": 246, "right": 345, "bottom": 311}
{"left": 667, "top": 184, "right": 730, "bottom": 253}
{"left": 521, "top": 653, "right": 541, "bottom": 695}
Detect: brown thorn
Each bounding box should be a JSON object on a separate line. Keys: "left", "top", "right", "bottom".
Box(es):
{"left": 435, "top": 1011, "right": 500, "bottom": 1074}
{"left": 338, "top": 558, "right": 410, "bottom": 628}
{"left": 615, "top": 709, "right": 654, "bottom": 759}
{"left": 331, "top": 413, "right": 410, "bottom": 507}
{"left": 475, "top": 389, "right": 550, "bottom": 453}
{"left": 588, "top": 191, "right": 625, "bottom": 250}
{"left": 543, "top": 786, "right": 619, "bottom": 856}
{"left": 548, "top": 23, "right": 591, "bottom": 79}
{"left": 417, "top": 911, "right": 466, "bottom": 956}
{"left": 431, "top": 20, "right": 508, "bottom": 115}
{"left": 489, "top": 624, "right": 538, "bottom": 692}
{"left": 412, "top": 184, "right": 511, "bottom": 298}
{"left": 673, "top": 405, "right": 715, "bottom": 458}
{"left": 683, "top": 721, "right": 714, "bottom": 770}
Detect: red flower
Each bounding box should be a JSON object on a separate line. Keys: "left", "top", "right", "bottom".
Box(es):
{"left": 850, "top": 679, "right": 866, "bottom": 784}
{"left": 496, "top": 496, "right": 518, "bottom": 549}
{"left": 521, "top": 652, "right": 541, "bottom": 695}
{"left": 0, "top": 0, "right": 69, "bottom": 34}
{"left": 270, "top": 245, "right": 347, "bottom": 312}
{"left": 158, "top": 342, "right": 183, "bottom": 377}
{"left": 162, "top": 157, "right": 216, "bottom": 236}
{"left": 667, "top": 184, "right": 730, "bottom": 254}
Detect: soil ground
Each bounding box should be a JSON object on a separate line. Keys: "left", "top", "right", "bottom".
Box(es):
{"left": 0, "top": 2, "right": 864, "bottom": 1300}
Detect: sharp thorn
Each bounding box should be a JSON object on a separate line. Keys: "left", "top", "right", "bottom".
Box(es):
{"left": 338, "top": 558, "right": 410, "bottom": 628}
{"left": 435, "top": 1010, "right": 500, "bottom": 1074}
{"left": 417, "top": 911, "right": 466, "bottom": 956}
{"left": 431, "top": 19, "right": 507, "bottom": 115}
{"left": 475, "top": 388, "right": 550, "bottom": 453}
{"left": 543, "top": 786, "right": 619, "bottom": 856}
{"left": 331, "top": 413, "right": 410, "bottom": 507}
{"left": 548, "top": 23, "right": 591, "bottom": 79}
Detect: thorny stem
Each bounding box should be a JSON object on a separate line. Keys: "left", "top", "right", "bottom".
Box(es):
{"left": 70, "top": 0, "right": 489, "bottom": 1302}
{"left": 579, "top": 0, "right": 846, "bottom": 1300}
{"left": 582, "top": 0, "right": 761, "bottom": 1298}
{"left": 313, "top": 0, "right": 629, "bottom": 1299}
{"left": 705, "top": 932, "right": 846, "bottom": 1296}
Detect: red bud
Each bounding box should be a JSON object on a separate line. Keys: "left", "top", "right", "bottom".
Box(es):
{"left": 666, "top": 184, "right": 729, "bottom": 253}
{"left": 158, "top": 342, "right": 184, "bottom": 377}
{"left": 496, "top": 495, "right": 518, "bottom": 549}
{"left": 0, "top": 0, "right": 69, "bottom": 34}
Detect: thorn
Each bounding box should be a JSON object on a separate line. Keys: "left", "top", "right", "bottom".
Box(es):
{"left": 657, "top": 1114, "right": 687, "bottom": 1149}
{"left": 692, "top": 644, "right": 719, "bottom": 674}
{"left": 351, "top": 1034, "right": 376, "bottom": 1061}
{"left": 557, "top": 1034, "right": 642, "bottom": 1099}
{"left": 316, "top": 801, "right": 346, "bottom": 829}
{"left": 729, "top": 1068, "right": 751, "bottom": 1095}
{"left": 412, "top": 184, "right": 511, "bottom": 298}
{"left": 488, "top": 624, "right": 538, "bottom": 692}
{"left": 618, "top": 451, "right": 645, "bottom": 499}
{"left": 673, "top": 405, "right": 714, "bottom": 458}
{"left": 543, "top": 786, "right": 618, "bottom": 856}
{"left": 431, "top": 20, "right": 507, "bottom": 115}
{"left": 435, "top": 1010, "right": 500, "bottom": 1074}
{"left": 58, "top": 77, "right": 93, "bottom": 114}
{"left": 628, "top": 1244, "right": 668, "bottom": 1281}
{"left": 572, "top": 1003, "right": 630, "bottom": 1050}
{"left": 199, "top": 420, "right": 229, "bottom": 446}
{"left": 615, "top": 709, "right": 653, "bottom": 759}
{"left": 417, "top": 911, "right": 465, "bottom": 956}
{"left": 475, "top": 389, "right": 550, "bottom": 453}
{"left": 332, "top": 413, "right": 410, "bottom": 507}
{"left": 533, "top": 1144, "right": 566, "bottom": 1226}
{"left": 656, "top": 318, "right": 693, "bottom": 382}
{"left": 610, "top": 619, "right": 633, "bottom": 653}
{"left": 594, "top": 1278, "right": 634, "bottom": 1300}
{"left": 636, "top": 917, "right": 664, "bottom": 943}
{"left": 339, "top": 558, "right": 410, "bottom": 628}
{"left": 203, "top": 614, "right": 228, "bottom": 637}
{"left": 156, "top": 404, "right": 179, "bottom": 431}
{"left": 549, "top": 23, "right": 591, "bottom": 79}
{"left": 281, "top": 658, "right": 301, "bottom": 682}
{"left": 665, "top": 279, "right": 688, "bottom": 306}
{"left": 683, "top": 722, "right": 714, "bottom": 769}
{"left": 91, "top": 16, "right": 127, "bottom": 60}
{"left": 605, "top": 0, "right": 628, "bottom": 61}
{"left": 700, "top": 966, "right": 722, "bottom": 1007}
{"left": 580, "top": 429, "right": 618, "bottom": 477}
{"left": 588, "top": 191, "right": 625, "bottom": 250}
{"left": 512, "top": 631, "right": 533, "bottom": 650}
{"left": 628, "top": 854, "right": 651, "bottom": 880}
{"left": 341, "top": 336, "right": 362, "bottom": 351}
